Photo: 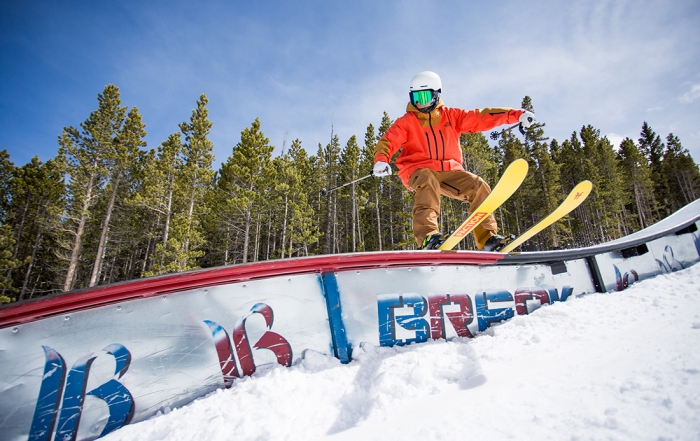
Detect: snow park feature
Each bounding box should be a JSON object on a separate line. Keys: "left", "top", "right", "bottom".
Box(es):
{"left": 103, "top": 263, "right": 700, "bottom": 441}
{"left": 0, "top": 200, "right": 699, "bottom": 441}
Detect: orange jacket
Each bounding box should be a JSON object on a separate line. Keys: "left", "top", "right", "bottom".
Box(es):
{"left": 374, "top": 100, "right": 524, "bottom": 187}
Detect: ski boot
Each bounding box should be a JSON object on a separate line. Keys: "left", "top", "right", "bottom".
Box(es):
{"left": 421, "top": 233, "right": 446, "bottom": 250}
{"left": 482, "top": 234, "right": 516, "bottom": 252}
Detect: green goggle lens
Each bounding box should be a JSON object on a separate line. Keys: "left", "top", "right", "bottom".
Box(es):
{"left": 410, "top": 90, "right": 435, "bottom": 107}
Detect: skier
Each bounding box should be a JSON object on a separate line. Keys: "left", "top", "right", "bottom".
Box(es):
{"left": 372, "top": 71, "right": 535, "bottom": 251}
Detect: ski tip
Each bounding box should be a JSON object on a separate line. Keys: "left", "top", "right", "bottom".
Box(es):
{"left": 506, "top": 158, "right": 529, "bottom": 176}
{"left": 569, "top": 180, "right": 593, "bottom": 202}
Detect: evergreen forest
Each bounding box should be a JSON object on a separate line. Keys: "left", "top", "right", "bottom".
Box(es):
{"left": 1, "top": 85, "right": 699, "bottom": 304}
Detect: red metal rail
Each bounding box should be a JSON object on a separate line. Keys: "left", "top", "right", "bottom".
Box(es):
{"left": 0, "top": 250, "right": 505, "bottom": 328}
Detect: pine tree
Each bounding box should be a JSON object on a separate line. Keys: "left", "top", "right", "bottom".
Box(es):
{"left": 0, "top": 150, "right": 13, "bottom": 221}
{"left": 89, "top": 106, "right": 147, "bottom": 286}
{"left": 56, "top": 85, "right": 124, "bottom": 291}
{"left": 514, "top": 96, "right": 563, "bottom": 249}
{"left": 268, "top": 139, "right": 320, "bottom": 258}
{"left": 0, "top": 151, "right": 18, "bottom": 302}
{"left": 0, "top": 224, "right": 20, "bottom": 303}
{"left": 580, "top": 125, "right": 626, "bottom": 242}
{"left": 287, "top": 139, "right": 320, "bottom": 256}
{"left": 358, "top": 113, "right": 396, "bottom": 251}
{"left": 638, "top": 122, "right": 667, "bottom": 217}
{"left": 557, "top": 133, "right": 597, "bottom": 246}
{"left": 104, "top": 151, "right": 152, "bottom": 283}
{"left": 338, "top": 135, "right": 362, "bottom": 252}
{"left": 530, "top": 144, "right": 562, "bottom": 247}
{"left": 136, "top": 134, "right": 184, "bottom": 276}
{"left": 313, "top": 130, "right": 342, "bottom": 254}
{"left": 5, "top": 158, "right": 64, "bottom": 299}
{"left": 174, "top": 94, "right": 215, "bottom": 271}
{"left": 215, "top": 118, "right": 274, "bottom": 263}
{"left": 663, "top": 133, "right": 700, "bottom": 210}
{"left": 617, "top": 137, "right": 655, "bottom": 230}
{"left": 461, "top": 132, "right": 499, "bottom": 184}
{"left": 307, "top": 148, "right": 329, "bottom": 255}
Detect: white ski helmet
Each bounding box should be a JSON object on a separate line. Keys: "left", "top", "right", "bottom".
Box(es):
{"left": 409, "top": 71, "right": 442, "bottom": 92}
{"left": 409, "top": 71, "right": 442, "bottom": 112}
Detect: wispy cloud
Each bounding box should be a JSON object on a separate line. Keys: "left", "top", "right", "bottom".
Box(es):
{"left": 605, "top": 133, "right": 626, "bottom": 148}
{"left": 678, "top": 84, "right": 700, "bottom": 103}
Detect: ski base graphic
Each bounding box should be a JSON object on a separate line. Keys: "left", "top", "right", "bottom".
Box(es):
{"left": 499, "top": 180, "right": 593, "bottom": 253}
{"left": 438, "top": 159, "right": 529, "bottom": 251}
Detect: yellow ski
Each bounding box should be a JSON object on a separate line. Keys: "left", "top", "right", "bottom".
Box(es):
{"left": 499, "top": 180, "right": 593, "bottom": 253}
{"left": 438, "top": 158, "right": 529, "bottom": 251}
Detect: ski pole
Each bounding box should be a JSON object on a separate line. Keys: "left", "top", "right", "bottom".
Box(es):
{"left": 490, "top": 123, "right": 524, "bottom": 140}
{"left": 320, "top": 173, "right": 373, "bottom": 196}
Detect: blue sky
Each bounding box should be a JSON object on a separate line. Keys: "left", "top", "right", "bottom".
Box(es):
{"left": 2, "top": 0, "right": 700, "bottom": 169}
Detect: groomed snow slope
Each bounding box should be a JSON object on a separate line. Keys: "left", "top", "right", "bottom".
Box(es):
{"left": 104, "top": 264, "right": 700, "bottom": 441}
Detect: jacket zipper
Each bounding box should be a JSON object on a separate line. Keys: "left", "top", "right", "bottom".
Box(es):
{"left": 428, "top": 112, "right": 442, "bottom": 170}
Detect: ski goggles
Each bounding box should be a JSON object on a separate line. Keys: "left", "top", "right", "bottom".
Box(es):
{"left": 410, "top": 89, "right": 439, "bottom": 108}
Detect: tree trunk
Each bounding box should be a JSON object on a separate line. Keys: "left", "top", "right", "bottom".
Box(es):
{"left": 266, "top": 209, "right": 273, "bottom": 260}
{"left": 356, "top": 196, "right": 364, "bottom": 251}
{"left": 332, "top": 192, "right": 338, "bottom": 253}
{"left": 182, "top": 182, "right": 197, "bottom": 270}
{"left": 254, "top": 214, "right": 261, "bottom": 262}
{"left": 281, "top": 194, "right": 289, "bottom": 258}
{"left": 64, "top": 170, "right": 96, "bottom": 292}
{"left": 633, "top": 180, "right": 645, "bottom": 229}
{"left": 90, "top": 171, "right": 121, "bottom": 287}
{"left": 2, "top": 195, "right": 31, "bottom": 297}
{"left": 19, "top": 219, "right": 44, "bottom": 301}
{"left": 224, "top": 227, "right": 231, "bottom": 265}
{"left": 162, "top": 174, "right": 175, "bottom": 254}
{"left": 243, "top": 206, "right": 251, "bottom": 263}
{"left": 351, "top": 183, "right": 357, "bottom": 252}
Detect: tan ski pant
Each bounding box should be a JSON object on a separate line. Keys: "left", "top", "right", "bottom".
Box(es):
{"left": 409, "top": 168, "right": 498, "bottom": 250}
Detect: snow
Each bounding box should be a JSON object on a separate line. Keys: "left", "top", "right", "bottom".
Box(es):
{"left": 103, "top": 264, "right": 700, "bottom": 441}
